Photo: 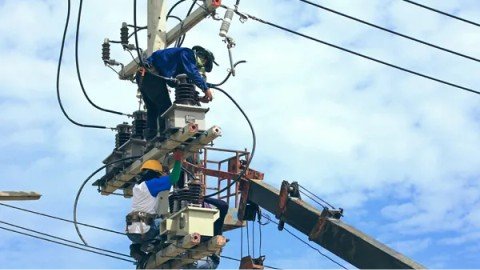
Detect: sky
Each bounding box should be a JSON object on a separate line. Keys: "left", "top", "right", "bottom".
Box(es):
{"left": 0, "top": 0, "right": 480, "bottom": 268}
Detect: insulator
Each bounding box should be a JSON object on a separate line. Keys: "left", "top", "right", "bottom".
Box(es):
{"left": 174, "top": 75, "right": 199, "bottom": 106}
{"left": 102, "top": 39, "right": 110, "bottom": 62}
{"left": 174, "top": 83, "right": 199, "bottom": 106}
{"left": 115, "top": 122, "right": 132, "bottom": 149}
{"left": 131, "top": 110, "right": 147, "bottom": 139}
{"left": 120, "top": 22, "right": 129, "bottom": 46}
{"left": 168, "top": 181, "right": 203, "bottom": 213}
{"left": 219, "top": 8, "right": 234, "bottom": 37}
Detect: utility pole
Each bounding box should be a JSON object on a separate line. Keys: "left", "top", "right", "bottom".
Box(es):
{"left": 119, "top": 0, "right": 222, "bottom": 79}
{"left": 0, "top": 191, "right": 41, "bottom": 201}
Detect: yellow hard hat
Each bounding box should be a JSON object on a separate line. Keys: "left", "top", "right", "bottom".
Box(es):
{"left": 141, "top": 160, "right": 163, "bottom": 173}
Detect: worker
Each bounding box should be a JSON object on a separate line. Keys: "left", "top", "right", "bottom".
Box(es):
{"left": 125, "top": 158, "right": 181, "bottom": 262}
{"left": 136, "top": 46, "right": 218, "bottom": 141}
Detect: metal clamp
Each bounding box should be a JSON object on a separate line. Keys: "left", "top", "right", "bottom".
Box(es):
{"left": 275, "top": 181, "right": 301, "bottom": 231}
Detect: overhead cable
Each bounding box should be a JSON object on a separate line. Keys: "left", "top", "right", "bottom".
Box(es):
{"left": 0, "top": 202, "right": 125, "bottom": 235}
{"left": 74, "top": 155, "right": 142, "bottom": 245}
{"left": 204, "top": 86, "right": 256, "bottom": 198}
{"left": 0, "top": 226, "right": 135, "bottom": 263}
{"left": 76, "top": 0, "right": 130, "bottom": 116}
{"left": 299, "top": 0, "right": 480, "bottom": 63}
{"left": 133, "top": 0, "right": 145, "bottom": 66}
{"left": 261, "top": 214, "right": 347, "bottom": 269}
{"left": 402, "top": 0, "right": 480, "bottom": 27}
{"left": 0, "top": 220, "right": 130, "bottom": 258}
{"left": 57, "top": 0, "right": 112, "bottom": 130}
{"left": 235, "top": 10, "right": 480, "bottom": 96}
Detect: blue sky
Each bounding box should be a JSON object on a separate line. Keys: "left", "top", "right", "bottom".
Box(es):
{"left": 1, "top": 0, "right": 480, "bottom": 268}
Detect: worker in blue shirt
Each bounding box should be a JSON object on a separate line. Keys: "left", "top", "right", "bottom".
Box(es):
{"left": 137, "top": 46, "right": 217, "bottom": 141}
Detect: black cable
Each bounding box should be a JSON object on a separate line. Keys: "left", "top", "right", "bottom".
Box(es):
{"left": 0, "top": 220, "right": 130, "bottom": 258}
{"left": 167, "top": 0, "right": 186, "bottom": 18}
{"left": 261, "top": 214, "right": 347, "bottom": 269}
{"left": 299, "top": 0, "right": 480, "bottom": 63}
{"left": 56, "top": 0, "right": 110, "bottom": 130}
{"left": 299, "top": 190, "right": 328, "bottom": 209}
{"left": 0, "top": 226, "right": 135, "bottom": 263}
{"left": 133, "top": 0, "right": 145, "bottom": 66}
{"left": 204, "top": 86, "right": 256, "bottom": 198}
{"left": 210, "top": 60, "right": 247, "bottom": 87}
{"left": 298, "top": 185, "right": 336, "bottom": 209}
{"left": 75, "top": 0, "right": 129, "bottom": 116}
{"left": 0, "top": 202, "right": 125, "bottom": 235}
{"left": 240, "top": 11, "right": 480, "bottom": 96}
{"left": 402, "top": 0, "right": 480, "bottom": 27}
{"left": 74, "top": 155, "right": 141, "bottom": 245}
{"left": 176, "top": 0, "right": 198, "bottom": 48}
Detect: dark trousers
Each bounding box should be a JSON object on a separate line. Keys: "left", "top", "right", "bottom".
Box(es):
{"left": 204, "top": 197, "right": 229, "bottom": 236}
{"left": 137, "top": 72, "right": 172, "bottom": 140}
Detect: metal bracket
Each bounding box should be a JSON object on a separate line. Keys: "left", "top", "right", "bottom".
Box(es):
{"left": 308, "top": 207, "right": 343, "bottom": 242}
{"left": 239, "top": 255, "right": 265, "bottom": 269}
{"left": 275, "top": 181, "right": 301, "bottom": 231}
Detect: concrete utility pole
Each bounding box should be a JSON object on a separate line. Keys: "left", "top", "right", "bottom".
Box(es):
{"left": 120, "top": 0, "right": 221, "bottom": 79}
{"left": 0, "top": 191, "right": 41, "bottom": 201}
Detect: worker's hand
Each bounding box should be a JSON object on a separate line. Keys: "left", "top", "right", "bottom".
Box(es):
{"left": 200, "top": 88, "right": 213, "bottom": 103}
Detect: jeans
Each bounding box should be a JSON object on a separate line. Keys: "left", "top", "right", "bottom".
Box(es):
{"left": 127, "top": 218, "right": 162, "bottom": 244}
{"left": 203, "top": 197, "right": 228, "bottom": 236}
{"left": 137, "top": 71, "right": 172, "bottom": 140}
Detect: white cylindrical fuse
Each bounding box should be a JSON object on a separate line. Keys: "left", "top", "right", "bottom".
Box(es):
{"left": 219, "top": 9, "right": 234, "bottom": 37}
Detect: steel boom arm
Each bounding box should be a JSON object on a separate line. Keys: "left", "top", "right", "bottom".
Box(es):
{"left": 238, "top": 179, "right": 424, "bottom": 269}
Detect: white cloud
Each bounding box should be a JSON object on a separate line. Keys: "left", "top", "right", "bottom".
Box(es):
{"left": 1, "top": 0, "right": 480, "bottom": 268}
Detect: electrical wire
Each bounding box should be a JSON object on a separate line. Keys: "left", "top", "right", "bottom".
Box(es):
{"left": 133, "top": 0, "right": 145, "bottom": 66}
{"left": 0, "top": 226, "right": 135, "bottom": 263}
{"left": 402, "top": 0, "right": 480, "bottom": 27}
{"left": 204, "top": 86, "right": 256, "bottom": 198}
{"left": 261, "top": 214, "right": 347, "bottom": 269}
{"left": 298, "top": 185, "right": 336, "bottom": 209}
{"left": 299, "top": 0, "right": 480, "bottom": 63}
{"left": 236, "top": 9, "right": 480, "bottom": 96}
{"left": 74, "top": 155, "right": 141, "bottom": 245}
{"left": 0, "top": 220, "right": 130, "bottom": 258}
{"left": 210, "top": 60, "right": 247, "bottom": 87}
{"left": 167, "top": 0, "right": 187, "bottom": 18}
{"left": 0, "top": 202, "right": 125, "bottom": 235}
{"left": 56, "top": 0, "right": 111, "bottom": 130}
{"left": 75, "top": 0, "right": 129, "bottom": 116}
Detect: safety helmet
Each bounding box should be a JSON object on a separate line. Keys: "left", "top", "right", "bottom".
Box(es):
{"left": 141, "top": 160, "right": 163, "bottom": 173}
{"left": 192, "top": 45, "right": 218, "bottom": 72}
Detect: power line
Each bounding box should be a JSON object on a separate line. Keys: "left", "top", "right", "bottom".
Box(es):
{"left": 261, "top": 214, "right": 347, "bottom": 269}
{"left": 75, "top": 0, "right": 130, "bottom": 117}
{"left": 0, "top": 220, "right": 131, "bottom": 258}
{"left": 0, "top": 226, "right": 135, "bottom": 263}
{"left": 0, "top": 202, "right": 125, "bottom": 235}
{"left": 56, "top": 0, "right": 112, "bottom": 130}
{"left": 74, "top": 155, "right": 142, "bottom": 245}
{"left": 402, "top": 0, "right": 480, "bottom": 27}
{"left": 299, "top": 0, "right": 480, "bottom": 63}
{"left": 236, "top": 10, "right": 480, "bottom": 96}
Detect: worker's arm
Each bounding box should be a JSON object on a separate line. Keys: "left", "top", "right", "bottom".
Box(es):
{"left": 169, "top": 160, "right": 182, "bottom": 185}
{"left": 180, "top": 50, "right": 209, "bottom": 91}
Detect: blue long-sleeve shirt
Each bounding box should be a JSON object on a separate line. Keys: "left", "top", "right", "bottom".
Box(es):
{"left": 146, "top": 47, "right": 209, "bottom": 91}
